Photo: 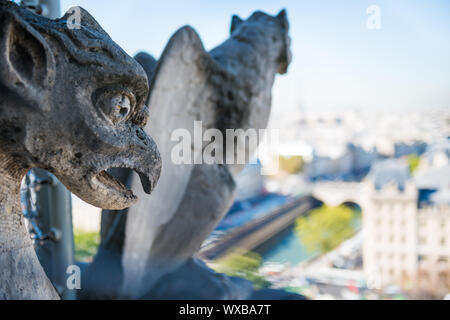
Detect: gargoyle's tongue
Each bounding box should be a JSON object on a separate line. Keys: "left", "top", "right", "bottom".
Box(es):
{"left": 96, "top": 170, "right": 137, "bottom": 199}
{"left": 138, "top": 172, "right": 152, "bottom": 194}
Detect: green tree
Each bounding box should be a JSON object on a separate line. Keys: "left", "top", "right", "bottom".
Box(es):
{"left": 74, "top": 229, "right": 100, "bottom": 262}
{"left": 407, "top": 154, "right": 421, "bottom": 174}
{"left": 295, "top": 205, "right": 356, "bottom": 254}
{"left": 213, "top": 249, "right": 270, "bottom": 289}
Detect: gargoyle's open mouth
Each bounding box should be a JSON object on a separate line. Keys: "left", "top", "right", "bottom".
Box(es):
{"left": 90, "top": 168, "right": 154, "bottom": 209}
{"left": 96, "top": 169, "right": 152, "bottom": 194}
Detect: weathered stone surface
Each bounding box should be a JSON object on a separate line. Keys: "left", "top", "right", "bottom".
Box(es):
{"left": 0, "top": 1, "right": 161, "bottom": 299}
{"left": 119, "top": 10, "right": 292, "bottom": 299}
{"left": 144, "top": 258, "right": 305, "bottom": 300}
{"left": 143, "top": 258, "right": 253, "bottom": 300}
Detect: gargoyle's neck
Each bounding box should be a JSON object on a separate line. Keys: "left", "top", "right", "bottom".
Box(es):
{"left": 0, "top": 162, "right": 59, "bottom": 299}
{"left": 0, "top": 94, "right": 32, "bottom": 247}
{"left": 0, "top": 165, "right": 31, "bottom": 251}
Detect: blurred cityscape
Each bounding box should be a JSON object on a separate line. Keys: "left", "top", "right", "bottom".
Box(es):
{"left": 197, "top": 107, "right": 450, "bottom": 300}
{"left": 58, "top": 0, "right": 450, "bottom": 300}
{"left": 72, "top": 106, "right": 449, "bottom": 300}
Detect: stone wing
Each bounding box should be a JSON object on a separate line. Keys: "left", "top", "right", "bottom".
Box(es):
{"left": 126, "top": 26, "right": 219, "bottom": 256}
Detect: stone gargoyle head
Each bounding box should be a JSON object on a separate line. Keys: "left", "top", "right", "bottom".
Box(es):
{"left": 0, "top": 2, "right": 161, "bottom": 210}
{"left": 230, "top": 9, "right": 292, "bottom": 74}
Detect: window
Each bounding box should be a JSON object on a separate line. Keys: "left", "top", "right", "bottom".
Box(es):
{"left": 438, "top": 257, "right": 448, "bottom": 263}
{"left": 438, "top": 271, "right": 450, "bottom": 287}
{"left": 401, "top": 270, "right": 410, "bottom": 282}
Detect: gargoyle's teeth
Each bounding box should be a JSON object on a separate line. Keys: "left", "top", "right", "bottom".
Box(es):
{"left": 138, "top": 171, "right": 152, "bottom": 194}
{"left": 96, "top": 170, "right": 136, "bottom": 199}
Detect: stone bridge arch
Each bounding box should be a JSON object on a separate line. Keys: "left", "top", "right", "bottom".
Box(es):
{"left": 311, "top": 181, "right": 368, "bottom": 213}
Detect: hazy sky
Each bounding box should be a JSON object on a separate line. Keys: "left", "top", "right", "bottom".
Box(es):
{"left": 60, "top": 0, "right": 450, "bottom": 115}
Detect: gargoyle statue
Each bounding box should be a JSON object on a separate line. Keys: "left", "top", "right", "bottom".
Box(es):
{"left": 0, "top": 1, "right": 161, "bottom": 299}
{"left": 81, "top": 10, "right": 295, "bottom": 299}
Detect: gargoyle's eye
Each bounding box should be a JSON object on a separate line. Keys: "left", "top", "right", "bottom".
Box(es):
{"left": 99, "top": 94, "right": 133, "bottom": 125}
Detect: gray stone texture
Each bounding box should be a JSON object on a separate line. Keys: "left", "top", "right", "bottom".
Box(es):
{"left": 0, "top": 1, "right": 160, "bottom": 299}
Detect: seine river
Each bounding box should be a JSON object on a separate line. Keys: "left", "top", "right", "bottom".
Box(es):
{"left": 257, "top": 208, "right": 362, "bottom": 266}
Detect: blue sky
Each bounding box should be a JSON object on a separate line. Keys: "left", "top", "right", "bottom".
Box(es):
{"left": 60, "top": 0, "right": 450, "bottom": 114}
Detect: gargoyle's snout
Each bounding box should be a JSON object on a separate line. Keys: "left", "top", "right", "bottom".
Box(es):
{"left": 62, "top": 131, "right": 162, "bottom": 211}
{"left": 129, "top": 130, "right": 162, "bottom": 196}
{"left": 110, "top": 132, "right": 162, "bottom": 203}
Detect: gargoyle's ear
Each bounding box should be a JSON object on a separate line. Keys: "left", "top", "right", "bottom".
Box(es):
{"left": 230, "top": 15, "right": 243, "bottom": 34}
{"left": 276, "top": 9, "right": 291, "bottom": 74}
{"left": 276, "top": 9, "right": 289, "bottom": 30}
{"left": 0, "top": 11, "right": 56, "bottom": 105}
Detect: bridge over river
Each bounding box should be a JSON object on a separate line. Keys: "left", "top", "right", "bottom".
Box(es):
{"left": 200, "top": 181, "right": 366, "bottom": 261}
{"left": 311, "top": 181, "right": 367, "bottom": 208}
{"left": 200, "top": 195, "right": 322, "bottom": 260}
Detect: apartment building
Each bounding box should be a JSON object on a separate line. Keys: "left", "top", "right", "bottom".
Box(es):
{"left": 363, "top": 164, "right": 450, "bottom": 296}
